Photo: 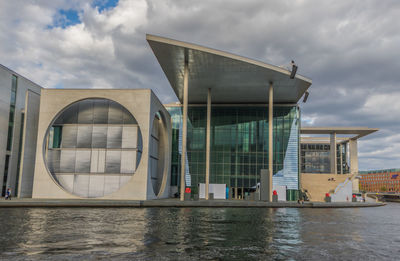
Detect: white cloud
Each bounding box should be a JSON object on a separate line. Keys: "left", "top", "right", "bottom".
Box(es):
{"left": 0, "top": 0, "right": 399, "bottom": 169}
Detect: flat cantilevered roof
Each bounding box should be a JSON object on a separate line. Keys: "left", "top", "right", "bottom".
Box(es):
{"left": 301, "top": 126, "right": 379, "bottom": 140}
{"left": 147, "top": 34, "right": 312, "bottom": 104}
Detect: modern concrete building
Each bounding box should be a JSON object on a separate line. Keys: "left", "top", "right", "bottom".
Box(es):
{"left": 0, "top": 34, "right": 380, "bottom": 202}
{"left": 0, "top": 65, "right": 41, "bottom": 198}
{"left": 31, "top": 89, "right": 171, "bottom": 200}
{"left": 147, "top": 34, "right": 312, "bottom": 201}
{"left": 359, "top": 169, "right": 400, "bottom": 193}
{"left": 300, "top": 127, "right": 378, "bottom": 201}
{"left": 300, "top": 127, "right": 378, "bottom": 175}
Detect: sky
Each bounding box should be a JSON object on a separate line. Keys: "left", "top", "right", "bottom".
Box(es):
{"left": 0, "top": 0, "right": 399, "bottom": 170}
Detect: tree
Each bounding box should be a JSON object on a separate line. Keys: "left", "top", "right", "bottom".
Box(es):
{"left": 380, "top": 186, "right": 387, "bottom": 192}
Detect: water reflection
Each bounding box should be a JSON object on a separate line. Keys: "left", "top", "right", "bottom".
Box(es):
{"left": 0, "top": 204, "right": 399, "bottom": 260}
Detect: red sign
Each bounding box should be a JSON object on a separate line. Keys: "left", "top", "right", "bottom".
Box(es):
{"left": 185, "top": 187, "right": 191, "bottom": 193}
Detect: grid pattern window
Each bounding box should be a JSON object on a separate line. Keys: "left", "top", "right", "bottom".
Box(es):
{"left": 6, "top": 75, "right": 17, "bottom": 151}
{"left": 300, "top": 143, "right": 349, "bottom": 174}
{"left": 2, "top": 75, "right": 17, "bottom": 196}
{"left": 167, "top": 105, "right": 299, "bottom": 200}
{"left": 300, "top": 144, "right": 330, "bottom": 173}
{"left": 45, "top": 99, "right": 142, "bottom": 198}
{"left": 359, "top": 170, "right": 400, "bottom": 192}
{"left": 336, "top": 144, "right": 349, "bottom": 174}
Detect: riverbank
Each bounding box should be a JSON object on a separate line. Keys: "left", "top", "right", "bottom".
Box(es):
{"left": 0, "top": 198, "right": 385, "bottom": 208}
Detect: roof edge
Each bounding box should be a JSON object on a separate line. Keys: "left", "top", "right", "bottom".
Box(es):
{"left": 146, "top": 34, "right": 312, "bottom": 84}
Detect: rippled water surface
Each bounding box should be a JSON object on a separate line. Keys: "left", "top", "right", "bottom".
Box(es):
{"left": 0, "top": 204, "right": 399, "bottom": 260}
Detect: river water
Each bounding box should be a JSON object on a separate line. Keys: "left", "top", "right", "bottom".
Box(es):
{"left": 0, "top": 203, "right": 399, "bottom": 260}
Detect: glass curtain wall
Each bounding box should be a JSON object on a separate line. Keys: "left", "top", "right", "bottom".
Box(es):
{"left": 2, "top": 75, "right": 17, "bottom": 196}
{"left": 337, "top": 143, "right": 349, "bottom": 174}
{"left": 300, "top": 144, "right": 330, "bottom": 173}
{"left": 300, "top": 143, "right": 349, "bottom": 174}
{"left": 167, "top": 105, "right": 299, "bottom": 200}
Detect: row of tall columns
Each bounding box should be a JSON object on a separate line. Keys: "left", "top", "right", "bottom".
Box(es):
{"left": 330, "top": 133, "right": 337, "bottom": 174}
{"left": 180, "top": 58, "right": 274, "bottom": 202}
{"left": 330, "top": 134, "right": 358, "bottom": 175}
{"left": 180, "top": 58, "right": 212, "bottom": 201}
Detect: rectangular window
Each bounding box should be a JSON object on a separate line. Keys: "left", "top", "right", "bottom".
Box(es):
{"left": 6, "top": 75, "right": 18, "bottom": 151}
{"left": 2, "top": 155, "right": 10, "bottom": 196}
{"left": 3, "top": 75, "right": 18, "bottom": 196}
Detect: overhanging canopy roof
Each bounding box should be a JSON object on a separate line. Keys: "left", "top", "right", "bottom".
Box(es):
{"left": 301, "top": 127, "right": 379, "bottom": 140}
{"left": 147, "top": 34, "right": 312, "bottom": 104}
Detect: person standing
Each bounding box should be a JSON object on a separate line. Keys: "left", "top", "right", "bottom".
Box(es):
{"left": 6, "top": 188, "right": 11, "bottom": 200}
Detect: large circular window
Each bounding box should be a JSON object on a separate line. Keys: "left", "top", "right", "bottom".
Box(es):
{"left": 45, "top": 98, "right": 142, "bottom": 198}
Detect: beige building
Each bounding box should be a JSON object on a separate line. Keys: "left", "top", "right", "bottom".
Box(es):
{"left": 32, "top": 89, "right": 171, "bottom": 200}
{"left": 300, "top": 127, "right": 378, "bottom": 201}
{"left": 0, "top": 64, "right": 41, "bottom": 198}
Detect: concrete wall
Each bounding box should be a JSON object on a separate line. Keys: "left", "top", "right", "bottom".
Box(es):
{"left": 331, "top": 178, "right": 353, "bottom": 202}
{"left": 18, "top": 90, "right": 41, "bottom": 197}
{"left": 0, "top": 65, "right": 41, "bottom": 196}
{"left": 32, "top": 89, "right": 171, "bottom": 200}
{"left": 300, "top": 173, "right": 352, "bottom": 202}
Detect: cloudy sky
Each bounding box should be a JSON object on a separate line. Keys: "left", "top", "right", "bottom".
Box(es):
{"left": 1, "top": 0, "right": 399, "bottom": 170}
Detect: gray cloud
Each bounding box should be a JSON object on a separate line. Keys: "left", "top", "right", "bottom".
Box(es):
{"left": 0, "top": 0, "right": 399, "bottom": 170}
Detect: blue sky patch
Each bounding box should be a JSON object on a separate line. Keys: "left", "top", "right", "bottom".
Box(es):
{"left": 48, "top": 9, "right": 81, "bottom": 29}
{"left": 92, "top": 0, "right": 119, "bottom": 13}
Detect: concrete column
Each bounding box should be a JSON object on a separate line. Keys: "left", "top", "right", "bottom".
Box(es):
{"left": 330, "top": 133, "right": 337, "bottom": 174}
{"left": 180, "top": 61, "right": 189, "bottom": 201}
{"left": 268, "top": 82, "right": 273, "bottom": 202}
{"left": 205, "top": 88, "right": 211, "bottom": 200}
{"left": 349, "top": 139, "right": 358, "bottom": 174}
{"left": 339, "top": 144, "right": 343, "bottom": 174}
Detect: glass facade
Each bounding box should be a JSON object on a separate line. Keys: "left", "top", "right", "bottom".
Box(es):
{"left": 45, "top": 99, "right": 142, "bottom": 198}
{"left": 167, "top": 105, "right": 300, "bottom": 200}
{"left": 2, "top": 75, "right": 17, "bottom": 196}
{"left": 6, "top": 75, "right": 17, "bottom": 150}
{"left": 337, "top": 143, "right": 349, "bottom": 174}
{"left": 300, "top": 143, "right": 349, "bottom": 174}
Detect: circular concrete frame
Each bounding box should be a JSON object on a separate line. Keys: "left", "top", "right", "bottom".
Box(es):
{"left": 151, "top": 110, "right": 170, "bottom": 198}
{"left": 43, "top": 98, "right": 143, "bottom": 198}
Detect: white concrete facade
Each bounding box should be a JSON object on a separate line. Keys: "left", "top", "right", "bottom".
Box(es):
{"left": 0, "top": 65, "right": 41, "bottom": 197}
{"left": 32, "top": 89, "right": 171, "bottom": 200}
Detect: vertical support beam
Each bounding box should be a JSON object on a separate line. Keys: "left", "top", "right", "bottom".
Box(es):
{"left": 330, "top": 133, "right": 337, "bottom": 174}
{"left": 339, "top": 143, "right": 343, "bottom": 174}
{"left": 268, "top": 82, "right": 273, "bottom": 202}
{"left": 349, "top": 139, "right": 358, "bottom": 174}
{"left": 205, "top": 88, "right": 211, "bottom": 200}
{"left": 180, "top": 60, "right": 189, "bottom": 201}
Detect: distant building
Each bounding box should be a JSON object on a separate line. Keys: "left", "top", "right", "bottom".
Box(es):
{"left": 299, "top": 127, "right": 378, "bottom": 201}
{"left": 300, "top": 127, "right": 377, "bottom": 175}
{"left": 0, "top": 65, "right": 41, "bottom": 198}
{"left": 359, "top": 169, "right": 400, "bottom": 192}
